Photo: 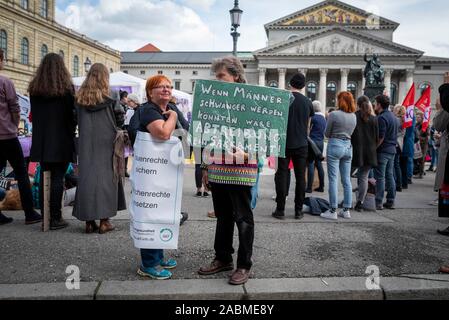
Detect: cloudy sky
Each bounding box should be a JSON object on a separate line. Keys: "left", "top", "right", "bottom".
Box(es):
{"left": 55, "top": 0, "right": 449, "bottom": 57}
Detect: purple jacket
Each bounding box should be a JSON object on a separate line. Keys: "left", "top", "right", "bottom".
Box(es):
{"left": 0, "top": 75, "right": 20, "bottom": 140}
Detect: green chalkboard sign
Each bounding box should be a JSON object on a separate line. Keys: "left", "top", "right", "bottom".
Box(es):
{"left": 190, "top": 80, "right": 291, "bottom": 158}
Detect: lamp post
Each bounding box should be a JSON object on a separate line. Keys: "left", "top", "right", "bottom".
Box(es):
{"left": 229, "top": 0, "right": 243, "bottom": 57}
{"left": 84, "top": 57, "right": 92, "bottom": 74}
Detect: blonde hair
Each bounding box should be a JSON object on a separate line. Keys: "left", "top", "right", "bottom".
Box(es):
{"left": 393, "top": 104, "right": 406, "bottom": 118}
{"left": 76, "top": 63, "right": 110, "bottom": 106}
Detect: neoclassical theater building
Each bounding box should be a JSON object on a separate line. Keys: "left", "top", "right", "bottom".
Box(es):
{"left": 122, "top": 0, "right": 449, "bottom": 108}
{"left": 0, "top": 0, "right": 121, "bottom": 93}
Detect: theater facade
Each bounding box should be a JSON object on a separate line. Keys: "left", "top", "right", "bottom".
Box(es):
{"left": 121, "top": 0, "right": 449, "bottom": 107}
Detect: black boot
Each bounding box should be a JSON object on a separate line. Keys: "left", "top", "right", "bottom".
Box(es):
{"left": 354, "top": 201, "right": 363, "bottom": 212}
{"left": 50, "top": 218, "right": 69, "bottom": 230}
{"left": 0, "top": 212, "right": 13, "bottom": 225}
{"left": 272, "top": 209, "right": 285, "bottom": 220}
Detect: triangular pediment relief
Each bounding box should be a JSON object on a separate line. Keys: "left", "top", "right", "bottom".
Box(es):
{"left": 255, "top": 27, "right": 423, "bottom": 56}
{"left": 266, "top": 0, "right": 399, "bottom": 29}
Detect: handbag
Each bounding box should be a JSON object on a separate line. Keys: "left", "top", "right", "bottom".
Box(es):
{"left": 413, "top": 142, "right": 422, "bottom": 160}
{"left": 307, "top": 137, "right": 324, "bottom": 162}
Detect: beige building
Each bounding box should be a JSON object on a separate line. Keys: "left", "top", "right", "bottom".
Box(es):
{"left": 0, "top": 0, "right": 121, "bottom": 93}
{"left": 122, "top": 0, "right": 449, "bottom": 107}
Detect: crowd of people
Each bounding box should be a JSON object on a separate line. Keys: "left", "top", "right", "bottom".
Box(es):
{"left": 1, "top": 47, "right": 449, "bottom": 282}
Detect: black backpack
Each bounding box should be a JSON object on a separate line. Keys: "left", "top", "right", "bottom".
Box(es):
{"left": 127, "top": 106, "right": 142, "bottom": 146}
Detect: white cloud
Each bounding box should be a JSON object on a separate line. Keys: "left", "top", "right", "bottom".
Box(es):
{"left": 180, "top": 0, "right": 216, "bottom": 11}
{"left": 55, "top": 0, "right": 215, "bottom": 51}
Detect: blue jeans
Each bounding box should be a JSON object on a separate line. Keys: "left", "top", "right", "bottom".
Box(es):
{"left": 394, "top": 152, "right": 402, "bottom": 189}
{"left": 407, "top": 156, "right": 414, "bottom": 180}
{"left": 431, "top": 148, "right": 439, "bottom": 168}
{"left": 374, "top": 152, "right": 396, "bottom": 205}
{"left": 327, "top": 139, "right": 353, "bottom": 210}
{"left": 141, "top": 249, "right": 164, "bottom": 268}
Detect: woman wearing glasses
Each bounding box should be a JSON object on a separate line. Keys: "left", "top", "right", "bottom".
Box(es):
{"left": 136, "top": 75, "right": 189, "bottom": 280}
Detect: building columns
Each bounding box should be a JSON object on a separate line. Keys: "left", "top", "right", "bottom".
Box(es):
{"left": 384, "top": 69, "right": 393, "bottom": 97}
{"left": 319, "top": 68, "right": 328, "bottom": 107}
{"left": 340, "top": 68, "right": 349, "bottom": 92}
{"left": 258, "top": 68, "right": 266, "bottom": 86}
{"left": 361, "top": 68, "right": 366, "bottom": 94}
{"left": 278, "top": 68, "right": 286, "bottom": 89}
{"left": 406, "top": 68, "right": 414, "bottom": 91}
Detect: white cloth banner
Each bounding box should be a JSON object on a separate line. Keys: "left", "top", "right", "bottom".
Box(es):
{"left": 130, "top": 132, "right": 184, "bottom": 249}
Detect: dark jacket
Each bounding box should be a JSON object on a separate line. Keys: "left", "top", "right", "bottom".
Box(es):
{"left": 440, "top": 83, "right": 449, "bottom": 186}
{"left": 30, "top": 93, "right": 76, "bottom": 163}
{"left": 351, "top": 111, "right": 379, "bottom": 168}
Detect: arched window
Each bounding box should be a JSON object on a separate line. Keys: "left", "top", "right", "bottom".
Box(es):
{"left": 390, "top": 83, "right": 398, "bottom": 105}
{"left": 73, "top": 55, "right": 79, "bottom": 77}
{"left": 419, "top": 82, "right": 432, "bottom": 95}
{"left": 306, "top": 82, "right": 317, "bottom": 101}
{"left": 41, "top": 0, "right": 48, "bottom": 18}
{"left": 268, "top": 80, "right": 278, "bottom": 88}
{"left": 21, "top": 0, "right": 28, "bottom": 10}
{"left": 287, "top": 34, "right": 300, "bottom": 41}
{"left": 347, "top": 82, "right": 357, "bottom": 98}
{"left": 21, "top": 38, "right": 29, "bottom": 65}
{"left": 0, "top": 30, "right": 7, "bottom": 59}
{"left": 327, "top": 81, "right": 337, "bottom": 107}
{"left": 41, "top": 44, "right": 48, "bottom": 61}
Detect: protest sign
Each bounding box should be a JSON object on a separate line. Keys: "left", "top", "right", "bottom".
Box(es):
{"left": 130, "top": 132, "right": 184, "bottom": 249}
{"left": 190, "top": 80, "right": 291, "bottom": 158}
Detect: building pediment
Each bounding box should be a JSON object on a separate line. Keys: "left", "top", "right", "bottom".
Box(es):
{"left": 255, "top": 26, "right": 423, "bottom": 57}
{"left": 265, "top": 0, "right": 399, "bottom": 30}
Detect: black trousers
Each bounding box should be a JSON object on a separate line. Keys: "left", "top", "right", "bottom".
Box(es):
{"left": 210, "top": 183, "right": 254, "bottom": 270}
{"left": 195, "top": 164, "right": 203, "bottom": 189}
{"left": 39, "top": 162, "right": 69, "bottom": 221}
{"left": 0, "top": 138, "right": 34, "bottom": 216}
{"left": 275, "top": 146, "right": 308, "bottom": 211}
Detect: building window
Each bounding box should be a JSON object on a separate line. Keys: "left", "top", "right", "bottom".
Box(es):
{"left": 110, "top": 68, "right": 113, "bottom": 73}
{"left": 41, "top": 44, "right": 48, "bottom": 61}
{"left": 140, "top": 70, "right": 146, "bottom": 75}
{"left": 21, "top": 0, "right": 28, "bottom": 10}
{"left": 191, "top": 81, "right": 196, "bottom": 92}
{"left": 158, "top": 70, "right": 163, "bottom": 75}
{"left": 287, "top": 34, "right": 300, "bottom": 41}
{"left": 73, "top": 55, "right": 79, "bottom": 77}
{"left": 193, "top": 71, "right": 198, "bottom": 76}
{"left": 419, "top": 82, "right": 432, "bottom": 95}
{"left": 327, "top": 82, "right": 337, "bottom": 107}
{"left": 306, "top": 82, "right": 317, "bottom": 101}
{"left": 0, "top": 30, "right": 7, "bottom": 60}
{"left": 423, "top": 65, "right": 432, "bottom": 70}
{"left": 174, "top": 80, "right": 181, "bottom": 91}
{"left": 390, "top": 83, "right": 398, "bottom": 105}
{"left": 175, "top": 71, "right": 181, "bottom": 75}
{"left": 21, "top": 38, "right": 29, "bottom": 65}
{"left": 41, "top": 0, "right": 48, "bottom": 18}
{"left": 347, "top": 82, "right": 357, "bottom": 98}
{"left": 123, "top": 70, "right": 128, "bottom": 74}
{"left": 59, "top": 50, "right": 64, "bottom": 59}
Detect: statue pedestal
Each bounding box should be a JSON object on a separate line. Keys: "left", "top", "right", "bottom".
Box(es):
{"left": 364, "top": 85, "right": 385, "bottom": 101}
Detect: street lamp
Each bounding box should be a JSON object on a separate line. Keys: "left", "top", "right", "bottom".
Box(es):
{"left": 230, "top": 0, "right": 243, "bottom": 57}
{"left": 84, "top": 57, "right": 92, "bottom": 74}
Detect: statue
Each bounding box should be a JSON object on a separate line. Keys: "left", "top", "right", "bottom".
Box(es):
{"left": 363, "top": 53, "right": 386, "bottom": 100}
{"left": 364, "top": 53, "right": 385, "bottom": 86}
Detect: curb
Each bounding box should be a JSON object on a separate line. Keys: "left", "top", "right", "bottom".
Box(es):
{"left": 1, "top": 275, "right": 449, "bottom": 300}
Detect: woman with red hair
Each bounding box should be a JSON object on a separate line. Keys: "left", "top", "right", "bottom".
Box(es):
{"left": 321, "top": 92, "right": 357, "bottom": 220}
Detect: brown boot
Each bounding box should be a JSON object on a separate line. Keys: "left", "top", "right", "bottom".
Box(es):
{"left": 229, "top": 268, "right": 251, "bottom": 285}
{"left": 99, "top": 219, "right": 115, "bottom": 234}
{"left": 85, "top": 221, "right": 99, "bottom": 234}
{"left": 198, "top": 260, "right": 233, "bottom": 276}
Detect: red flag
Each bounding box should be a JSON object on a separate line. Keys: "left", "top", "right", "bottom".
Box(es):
{"left": 415, "top": 86, "right": 432, "bottom": 132}
{"left": 402, "top": 83, "right": 415, "bottom": 129}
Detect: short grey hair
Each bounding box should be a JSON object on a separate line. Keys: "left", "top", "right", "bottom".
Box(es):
{"left": 211, "top": 56, "right": 247, "bottom": 84}
{"left": 312, "top": 100, "right": 322, "bottom": 113}
{"left": 127, "top": 93, "right": 140, "bottom": 105}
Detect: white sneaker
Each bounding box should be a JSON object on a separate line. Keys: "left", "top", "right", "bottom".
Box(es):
{"left": 320, "top": 210, "right": 338, "bottom": 220}
{"left": 338, "top": 210, "right": 351, "bottom": 219}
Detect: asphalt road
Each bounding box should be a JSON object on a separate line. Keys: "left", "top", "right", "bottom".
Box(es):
{"left": 1, "top": 165, "right": 448, "bottom": 284}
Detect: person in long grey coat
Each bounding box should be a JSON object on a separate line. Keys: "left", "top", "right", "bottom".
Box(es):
{"left": 72, "top": 63, "right": 126, "bottom": 234}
